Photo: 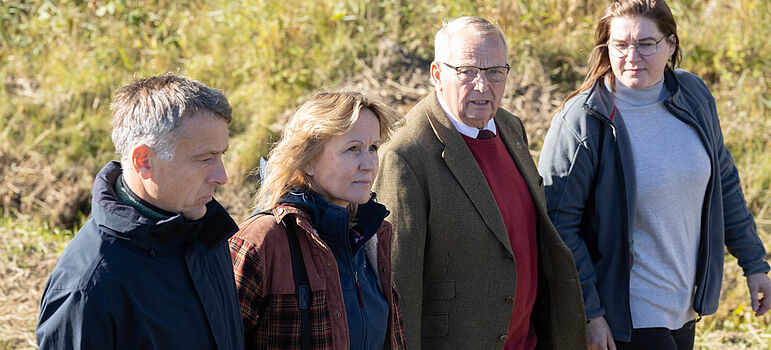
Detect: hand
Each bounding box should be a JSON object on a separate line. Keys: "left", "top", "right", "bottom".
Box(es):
{"left": 587, "top": 316, "right": 616, "bottom": 350}
{"left": 747, "top": 272, "right": 771, "bottom": 316}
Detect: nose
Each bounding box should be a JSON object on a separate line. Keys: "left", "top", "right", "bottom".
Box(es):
{"left": 359, "top": 151, "right": 377, "bottom": 172}
{"left": 472, "top": 72, "right": 490, "bottom": 92}
{"left": 626, "top": 46, "right": 642, "bottom": 62}
{"left": 209, "top": 157, "right": 228, "bottom": 186}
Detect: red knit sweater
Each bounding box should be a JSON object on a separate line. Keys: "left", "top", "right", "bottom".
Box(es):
{"left": 463, "top": 133, "right": 538, "bottom": 350}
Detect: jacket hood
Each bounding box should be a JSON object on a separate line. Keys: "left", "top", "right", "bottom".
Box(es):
{"left": 91, "top": 161, "right": 238, "bottom": 253}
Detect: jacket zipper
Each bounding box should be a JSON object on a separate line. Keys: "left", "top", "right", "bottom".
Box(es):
{"left": 665, "top": 101, "right": 714, "bottom": 313}
{"left": 354, "top": 271, "right": 364, "bottom": 308}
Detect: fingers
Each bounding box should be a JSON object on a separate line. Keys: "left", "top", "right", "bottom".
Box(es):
{"left": 750, "top": 286, "right": 760, "bottom": 313}
{"left": 607, "top": 332, "right": 617, "bottom": 350}
{"left": 757, "top": 295, "right": 770, "bottom": 316}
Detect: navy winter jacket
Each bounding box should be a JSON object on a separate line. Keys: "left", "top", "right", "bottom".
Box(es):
{"left": 36, "top": 161, "right": 245, "bottom": 349}
{"left": 278, "top": 190, "right": 391, "bottom": 350}
{"left": 538, "top": 68, "right": 769, "bottom": 341}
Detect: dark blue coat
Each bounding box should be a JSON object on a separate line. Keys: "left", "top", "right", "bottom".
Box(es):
{"left": 36, "top": 161, "right": 244, "bottom": 349}
{"left": 538, "top": 69, "right": 769, "bottom": 341}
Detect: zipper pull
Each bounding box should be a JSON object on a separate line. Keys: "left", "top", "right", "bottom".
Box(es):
{"left": 354, "top": 271, "right": 364, "bottom": 308}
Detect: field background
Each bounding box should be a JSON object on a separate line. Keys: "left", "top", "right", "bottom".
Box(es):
{"left": 1, "top": 0, "right": 769, "bottom": 349}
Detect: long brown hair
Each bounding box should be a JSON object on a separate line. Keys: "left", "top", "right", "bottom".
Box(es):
{"left": 557, "top": 0, "right": 681, "bottom": 112}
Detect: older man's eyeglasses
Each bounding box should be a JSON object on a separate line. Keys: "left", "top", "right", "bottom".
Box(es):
{"left": 442, "top": 62, "right": 510, "bottom": 83}
{"left": 607, "top": 36, "right": 667, "bottom": 57}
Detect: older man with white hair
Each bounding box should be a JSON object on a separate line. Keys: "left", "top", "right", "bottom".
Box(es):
{"left": 373, "top": 17, "right": 586, "bottom": 349}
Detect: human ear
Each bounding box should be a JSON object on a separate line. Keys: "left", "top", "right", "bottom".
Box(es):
{"left": 131, "top": 144, "right": 153, "bottom": 180}
{"left": 430, "top": 61, "right": 443, "bottom": 91}
{"left": 667, "top": 33, "right": 677, "bottom": 56}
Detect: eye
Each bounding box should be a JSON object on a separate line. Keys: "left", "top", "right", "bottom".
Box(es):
{"left": 369, "top": 144, "right": 379, "bottom": 153}
{"left": 347, "top": 145, "right": 360, "bottom": 153}
{"left": 458, "top": 68, "right": 477, "bottom": 76}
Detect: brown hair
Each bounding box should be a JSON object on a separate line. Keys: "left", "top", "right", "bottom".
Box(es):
{"left": 557, "top": 0, "right": 681, "bottom": 111}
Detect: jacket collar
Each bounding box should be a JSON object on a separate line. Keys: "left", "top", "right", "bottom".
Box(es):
{"left": 421, "top": 93, "right": 515, "bottom": 255}
{"left": 91, "top": 161, "right": 238, "bottom": 253}
{"left": 585, "top": 68, "right": 683, "bottom": 122}
{"left": 275, "top": 189, "right": 389, "bottom": 245}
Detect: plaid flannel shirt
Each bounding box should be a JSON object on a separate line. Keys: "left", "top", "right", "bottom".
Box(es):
{"left": 230, "top": 204, "right": 406, "bottom": 349}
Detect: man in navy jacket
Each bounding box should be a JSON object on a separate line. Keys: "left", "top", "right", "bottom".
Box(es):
{"left": 36, "top": 74, "right": 244, "bottom": 349}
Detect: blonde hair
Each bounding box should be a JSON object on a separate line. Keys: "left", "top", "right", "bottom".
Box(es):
{"left": 256, "top": 91, "right": 401, "bottom": 211}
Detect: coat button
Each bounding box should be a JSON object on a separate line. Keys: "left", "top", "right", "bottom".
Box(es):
{"left": 505, "top": 296, "right": 514, "bottom": 304}
{"left": 336, "top": 312, "right": 342, "bottom": 318}
{"left": 327, "top": 261, "right": 333, "bottom": 267}
{"left": 499, "top": 334, "right": 507, "bottom": 341}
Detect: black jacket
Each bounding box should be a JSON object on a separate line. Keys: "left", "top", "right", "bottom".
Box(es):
{"left": 36, "top": 161, "right": 244, "bottom": 349}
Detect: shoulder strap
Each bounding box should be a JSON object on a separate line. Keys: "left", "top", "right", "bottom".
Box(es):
{"left": 281, "top": 217, "right": 312, "bottom": 350}
{"left": 580, "top": 111, "right": 608, "bottom": 263}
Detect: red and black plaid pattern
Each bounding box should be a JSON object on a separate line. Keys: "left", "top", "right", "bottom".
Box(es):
{"left": 231, "top": 236, "right": 334, "bottom": 349}
{"left": 390, "top": 282, "right": 407, "bottom": 349}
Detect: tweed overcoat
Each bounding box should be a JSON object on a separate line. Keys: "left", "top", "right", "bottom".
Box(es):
{"left": 372, "top": 93, "right": 586, "bottom": 349}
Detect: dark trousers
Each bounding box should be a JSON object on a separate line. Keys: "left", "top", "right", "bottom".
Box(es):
{"left": 615, "top": 320, "right": 696, "bottom": 350}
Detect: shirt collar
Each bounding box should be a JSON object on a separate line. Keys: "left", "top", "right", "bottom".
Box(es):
{"left": 436, "top": 91, "right": 497, "bottom": 138}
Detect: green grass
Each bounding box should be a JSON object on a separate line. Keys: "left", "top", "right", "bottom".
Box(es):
{"left": 1, "top": 0, "right": 770, "bottom": 348}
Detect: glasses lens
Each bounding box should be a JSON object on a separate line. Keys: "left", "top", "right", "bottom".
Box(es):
{"left": 456, "top": 67, "right": 479, "bottom": 82}
{"left": 486, "top": 68, "right": 508, "bottom": 82}
{"left": 636, "top": 42, "right": 658, "bottom": 56}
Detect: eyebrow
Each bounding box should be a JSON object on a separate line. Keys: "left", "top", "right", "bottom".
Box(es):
{"left": 611, "top": 36, "right": 658, "bottom": 42}
{"left": 194, "top": 145, "right": 229, "bottom": 157}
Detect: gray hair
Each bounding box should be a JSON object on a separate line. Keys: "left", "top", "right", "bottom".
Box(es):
{"left": 110, "top": 74, "right": 232, "bottom": 165}
{"left": 434, "top": 16, "right": 508, "bottom": 63}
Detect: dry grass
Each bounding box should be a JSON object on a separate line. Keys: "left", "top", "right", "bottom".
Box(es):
{"left": 0, "top": 222, "right": 70, "bottom": 350}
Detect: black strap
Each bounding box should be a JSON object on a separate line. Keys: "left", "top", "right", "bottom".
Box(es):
{"left": 581, "top": 116, "right": 606, "bottom": 263}
{"left": 281, "top": 217, "right": 311, "bottom": 350}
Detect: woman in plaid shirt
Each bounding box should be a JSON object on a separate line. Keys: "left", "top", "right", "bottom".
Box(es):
{"left": 229, "top": 91, "right": 407, "bottom": 350}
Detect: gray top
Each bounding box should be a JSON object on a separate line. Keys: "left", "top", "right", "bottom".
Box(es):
{"left": 612, "top": 78, "right": 710, "bottom": 329}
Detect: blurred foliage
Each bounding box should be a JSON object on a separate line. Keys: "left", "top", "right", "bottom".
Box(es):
{"left": 1, "top": 0, "right": 770, "bottom": 345}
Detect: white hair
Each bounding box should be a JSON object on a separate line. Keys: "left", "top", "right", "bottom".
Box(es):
{"left": 434, "top": 16, "right": 508, "bottom": 63}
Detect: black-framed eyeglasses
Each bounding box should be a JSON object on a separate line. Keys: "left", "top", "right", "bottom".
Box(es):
{"left": 441, "top": 62, "right": 510, "bottom": 83}
{"left": 607, "top": 36, "right": 668, "bottom": 57}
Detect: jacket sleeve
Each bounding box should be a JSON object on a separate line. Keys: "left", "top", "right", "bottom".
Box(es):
{"left": 707, "top": 99, "right": 770, "bottom": 275}
{"left": 36, "top": 287, "right": 114, "bottom": 349}
{"left": 229, "top": 236, "right": 267, "bottom": 346}
{"left": 538, "top": 111, "right": 605, "bottom": 320}
{"left": 373, "top": 147, "right": 427, "bottom": 349}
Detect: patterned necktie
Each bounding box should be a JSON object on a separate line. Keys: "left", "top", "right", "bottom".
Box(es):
{"left": 477, "top": 129, "right": 495, "bottom": 139}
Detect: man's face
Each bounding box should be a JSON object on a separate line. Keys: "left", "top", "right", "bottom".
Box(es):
{"left": 432, "top": 31, "right": 508, "bottom": 129}
{"left": 147, "top": 112, "right": 229, "bottom": 220}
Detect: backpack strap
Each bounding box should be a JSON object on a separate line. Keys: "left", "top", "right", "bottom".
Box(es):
{"left": 281, "top": 217, "right": 312, "bottom": 350}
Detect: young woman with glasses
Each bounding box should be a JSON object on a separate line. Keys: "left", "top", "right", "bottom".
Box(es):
{"left": 538, "top": 1, "right": 771, "bottom": 349}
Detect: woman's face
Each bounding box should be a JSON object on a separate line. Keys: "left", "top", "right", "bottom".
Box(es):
{"left": 306, "top": 108, "right": 381, "bottom": 208}
{"left": 608, "top": 16, "right": 675, "bottom": 89}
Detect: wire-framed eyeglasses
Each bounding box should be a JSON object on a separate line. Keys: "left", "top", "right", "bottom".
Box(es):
{"left": 442, "top": 62, "right": 510, "bottom": 83}
{"left": 607, "top": 36, "right": 668, "bottom": 57}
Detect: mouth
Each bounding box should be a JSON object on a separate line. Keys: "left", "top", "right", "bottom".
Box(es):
{"left": 469, "top": 99, "right": 491, "bottom": 107}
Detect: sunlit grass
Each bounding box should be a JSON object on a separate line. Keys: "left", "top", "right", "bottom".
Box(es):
{"left": 1, "top": 0, "right": 769, "bottom": 348}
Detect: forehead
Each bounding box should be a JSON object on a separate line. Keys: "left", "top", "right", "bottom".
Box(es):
{"left": 609, "top": 16, "right": 663, "bottom": 40}
{"left": 446, "top": 32, "right": 507, "bottom": 66}
{"left": 174, "top": 112, "right": 229, "bottom": 155}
